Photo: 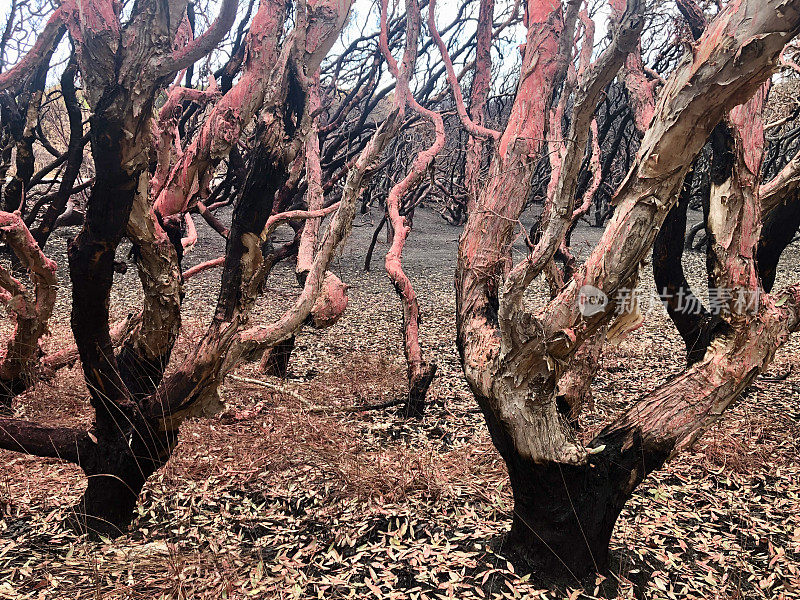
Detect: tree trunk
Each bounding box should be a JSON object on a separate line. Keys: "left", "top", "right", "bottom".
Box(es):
{"left": 69, "top": 423, "right": 163, "bottom": 537}
{"left": 33, "top": 58, "right": 84, "bottom": 249}
{"left": 456, "top": 0, "right": 800, "bottom": 578}
{"left": 652, "top": 165, "right": 713, "bottom": 365}
{"left": 364, "top": 214, "right": 387, "bottom": 272}
{"left": 500, "top": 457, "right": 627, "bottom": 576}
{"left": 463, "top": 0, "right": 494, "bottom": 214}
{"left": 0, "top": 212, "right": 57, "bottom": 408}
{"left": 259, "top": 335, "right": 296, "bottom": 378}
{"left": 377, "top": 0, "right": 441, "bottom": 418}
{"left": 757, "top": 192, "right": 800, "bottom": 292}
{"left": 118, "top": 183, "right": 184, "bottom": 399}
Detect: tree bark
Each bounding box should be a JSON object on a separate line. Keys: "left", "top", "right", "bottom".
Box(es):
{"left": 32, "top": 58, "right": 84, "bottom": 249}
{"left": 259, "top": 335, "right": 296, "bottom": 378}
{"left": 652, "top": 164, "right": 713, "bottom": 365}
{"left": 463, "top": 0, "right": 494, "bottom": 214}
{"left": 457, "top": 0, "right": 800, "bottom": 577}
{"left": 364, "top": 214, "right": 387, "bottom": 272}
{"left": 118, "top": 184, "right": 184, "bottom": 400}
{"left": 0, "top": 212, "right": 57, "bottom": 407}
{"left": 378, "top": 0, "right": 442, "bottom": 418}
{"left": 757, "top": 192, "right": 800, "bottom": 292}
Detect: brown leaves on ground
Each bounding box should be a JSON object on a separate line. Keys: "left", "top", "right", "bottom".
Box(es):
{"left": 0, "top": 211, "right": 799, "bottom": 598}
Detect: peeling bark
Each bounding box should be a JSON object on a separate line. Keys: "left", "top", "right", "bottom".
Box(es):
{"left": 119, "top": 178, "right": 184, "bottom": 400}
{"left": 18, "top": 0, "right": 238, "bottom": 533}
{"left": 457, "top": 0, "right": 800, "bottom": 576}
{"left": 0, "top": 212, "right": 57, "bottom": 407}
{"left": 297, "top": 78, "right": 324, "bottom": 281}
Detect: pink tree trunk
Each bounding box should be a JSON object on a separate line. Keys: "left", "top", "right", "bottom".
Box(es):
{"left": 376, "top": 0, "right": 444, "bottom": 417}
{"left": 0, "top": 212, "right": 57, "bottom": 407}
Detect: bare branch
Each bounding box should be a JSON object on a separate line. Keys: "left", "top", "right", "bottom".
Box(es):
{"left": 0, "top": 7, "right": 64, "bottom": 93}
{"left": 155, "top": 0, "right": 239, "bottom": 76}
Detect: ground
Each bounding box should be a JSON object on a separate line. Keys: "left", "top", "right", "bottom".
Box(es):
{"left": 0, "top": 206, "right": 799, "bottom": 599}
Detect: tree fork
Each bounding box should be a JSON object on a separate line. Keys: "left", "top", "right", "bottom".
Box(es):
{"left": 459, "top": 0, "right": 800, "bottom": 578}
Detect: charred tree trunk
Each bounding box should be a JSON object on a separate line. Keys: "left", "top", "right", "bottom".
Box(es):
{"left": 116, "top": 206, "right": 184, "bottom": 400}
{"left": 364, "top": 213, "right": 387, "bottom": 272}
{"left": 1, "top": 35, "right": 55, "bottom": 217}
{"left": 652, "top": 165, "right": 713, "bottom": 365}
{"left": 457, "top": 0, "right": 800, "bottom": 579}
{"left": 757, "top": 193, "right": 800, "bottom": 292}
{"left": 684, "top": 220, "right": 705, "bottom": 251}
{"left": 65, "top": 111, "right": 161, "bottom": 533}
{"left": 491, "top": 425, "right": 655, "bottom": 577}
{"left": 0, "top": 0, "right": 247, "bottom": 535}
{"left": 259, "top": 335, "right": 296, "bottom": 378}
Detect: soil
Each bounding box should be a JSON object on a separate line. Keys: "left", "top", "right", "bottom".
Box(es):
{"left": 0, "top": 205, "right": 798, "bottom": 599}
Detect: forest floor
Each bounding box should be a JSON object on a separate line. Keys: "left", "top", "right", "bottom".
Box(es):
{"left": 0, "top": 207, "right": 799, "bottom": 599}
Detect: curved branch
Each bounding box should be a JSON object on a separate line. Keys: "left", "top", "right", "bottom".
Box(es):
{"left": 153, "top": 0, "right": 287, "bottom": 217}
{"left": 500, "top": 0, "right": 645, "bottom": 323}
{"left": 181, "top": 212, "right": 197, "bottom": 251}
{"left": 182, "top": 256, "right": 225, "bottom": 280}
{"left": 0, "top": 8, "right": 65, "bottom": 93}
{"left": 571, "top": 119, "right": 602, "bottom": 221}
{"left": 427, "top": 0, "right": 500, "bottom": 140}
{"left": 0, "top": 211, "right": 57, "bottom": 405}
{"left": 675, "top": 0, "right": 707, "bottom": 40}
{"left": 236, "top": 110, "right": 401, "bottom": 351}
{"left": 155, "top": 0, "right": 239, "bottom": 76}
{"left": 464, "top": 0, "right": 495, "bottom": 212}
{"left": 541, "top": 0, "right": 800, "bottom": 360}
{"left": 263, "top": 202, "right": 342, "bottom": 239}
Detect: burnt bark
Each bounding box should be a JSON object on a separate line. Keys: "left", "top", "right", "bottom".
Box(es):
{"left": 33, "top": 58, "right": 84, "bottom": 249}
{"left": 259, "top": 335, "right": 296, "bottom": 378}
{"left": 403, "top": 360, "right": 437, "bottom": 418}
{"left": 652, "top": 167, "right": 713, "bottom": 365}
{"left": 69, "top": 422, "right": 165, "bottom": 537}
{"left": 0, "top": 29, "right": 58, "bottom": 216}
{"left": 117, "top": 206, "right": 184, "bottom": 400}
{"left": 151, "top": 122, "right": 293, "bottom": 423}
{"left": 496, "top": 434, "right": 666, "bottom": 578}
{"left": 757, "top": 193, "right": 800, "bottom": 293}
{"left": 457, "top": 0, "right": 800, "bottom": 579}
{"left": 364, "top": 213, "right": 387, "bottom": 272}
{"left": 67, "top": 99, "right": 162, "bottom": 532}
{"left": 0, "top": 0, "right": 247, "bottom": 535}
{"left": 675, "top": 0, "right": 706, "bottom": 40}
{"left": 68, "top": 113, "right": 139, "bottom": 415}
